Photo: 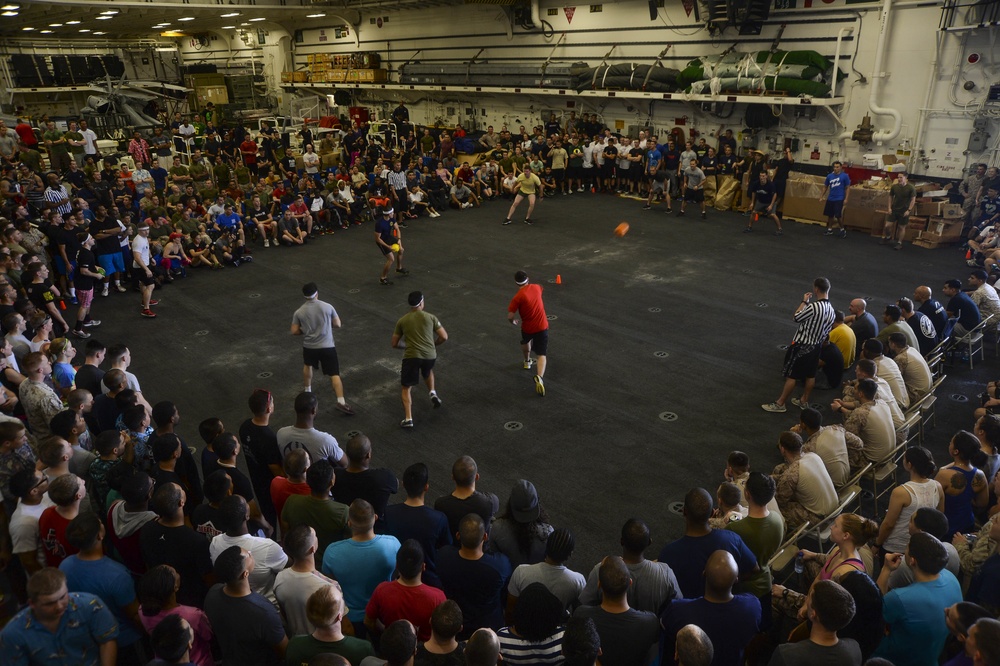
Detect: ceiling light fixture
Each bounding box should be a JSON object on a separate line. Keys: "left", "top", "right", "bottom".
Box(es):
{"left": 21, "top": 25, "right": 33, "bottom": 30}
{"left": 1, "top": 10, "right": 18, "bottom": 16}
{"left": 307, "top": 13, "right": 326, "bottom": 18}
{"left": 1, "top": 3, "right": 20, "bottom": 9}
{"left": 95, "top": 15, "right": 113, "bottom": 20}
{"left": 221, "top": 25, "right": 235, "bottom": 29}
{"left": 40, "top": 30, "right": 52, "bottom": 33}
{"left": 221, "top": 12, "right": 240, "bottom": 17}
{"left": 99, "top": 10, "right": 117, "bottom": 14}
{"left": 65, "top": 20, "right": 80, "bottom": 24}
{"left": 48, "top": 23, "right": 63, "bottom": 27}
{"left": 178, "top": 17, "right": 195, "bottom": 21}
{"left": 94, "top": 31, "right": 105, "bottom": 34}
{"left": 79, "top": 28, "right": 90, "bottom": 32}
{"left": 249, "top": 17, "right": 266, "bottom": 22}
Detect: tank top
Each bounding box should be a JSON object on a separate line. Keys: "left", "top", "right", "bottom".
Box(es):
{"left": 818, "top": 545, "right": 866, "bottom": 581}
{"left": 884, "top": 479, "right": 941, "bottom": 552}
{"left": 943, "top": 465, "right": 979, "bottom": 537}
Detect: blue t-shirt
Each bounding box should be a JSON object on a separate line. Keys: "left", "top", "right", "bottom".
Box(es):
{"left": 321, "top": 535, "right": 401, "bottom": 622}
{"left": 59, "top": 556, "right": 141, "bottom": 647}
{"left": 375, "top": 218, "right": 396, "bottom": 245}
{"left": 660, "top": 594, "right": 761, "bottom": 666}
{"left": 216, "top": 212, "right": 242, "bottom": 230}
{"left": 150, "top": 167, "right": 168, "bottom": 191}
{"left": 0, "top": 591, "right": 119, "bottom": 666}
{"left": 948, "top": 291, "right": 982, "bottom": 332}
{"left": 383, "top": 503, "right": 452, "bottom": 574}
{"left": 873, "top": 571, "right": 962, "bottom": 666}
{"left": 52, "top": 361, "right": 76, "bottom": 393}
{"left": 658, "top": 530, "right": 758, "bottom": 598}
{"left": 646, "top": 149, "right": 662, "bottom": 172}
{"left": 825, "top": 171, "right": 851, "bottom": 201}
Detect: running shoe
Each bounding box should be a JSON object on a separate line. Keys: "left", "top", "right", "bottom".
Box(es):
{"left": 761, "top": 402, "right": 786, "bottom": 413}
{"left": 400, "top": 418, "right": 414, "bottom": 429}
{"left": 523, "top": 358, "right": 534, "bottom": 370}
{"left": 534, "top": 375, "right": 545, "bottom": 396}
{"left": 431, "top": 393, "right": 442, "bottom": 408}
{"left": 335, "top": 403, "right": 356, "bottom": 415}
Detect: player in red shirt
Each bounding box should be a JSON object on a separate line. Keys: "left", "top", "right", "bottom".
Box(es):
{"left": 507, "top": 271, "right": 549, "bottom": 396}
{"left": 240, "top": 137, "right": 259, "bottom": 177}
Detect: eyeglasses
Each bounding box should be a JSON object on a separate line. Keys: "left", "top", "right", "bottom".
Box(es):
{"left": 32, "top": 475, "right": 49, "bottom": 490}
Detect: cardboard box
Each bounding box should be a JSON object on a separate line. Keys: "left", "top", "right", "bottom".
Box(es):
{"left": 915, "top": 198, "right": 946, "bottom": 216}
{"left": 781, "top": 174, "right": 828, "bottom": 222}
{"left": 924, "top": 218, "right": 964, "bottom": 240}
{"left": 844, "top": 186, "right": 890, "bottom": 231}
{"left": 940, "top": 203, "right": 963, "bottom": 219}
{"left": 913, "top": 239, "right": 948, "bottom": 249}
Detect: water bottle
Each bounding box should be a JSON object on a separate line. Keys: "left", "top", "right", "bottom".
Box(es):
{"left": 794, "top": 551, "right": 805, "bottom": 574}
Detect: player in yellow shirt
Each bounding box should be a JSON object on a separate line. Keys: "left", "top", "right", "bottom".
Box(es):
{"left": 503, "top": 165, "right": 542, "bottom": 226}
{"left": 828, "top": 310, "right": 857, "bottom": 369}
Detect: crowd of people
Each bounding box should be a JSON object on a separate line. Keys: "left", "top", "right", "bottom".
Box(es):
{"left": 3, "top": 110, "right": 1000, "bottom": 666}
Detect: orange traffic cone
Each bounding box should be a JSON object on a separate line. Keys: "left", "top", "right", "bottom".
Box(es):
{"left": 967, "top": 249, "right": 974, "bottom": 260}
{"left": 555, "top": 274, "right": 562, "bottom": 285}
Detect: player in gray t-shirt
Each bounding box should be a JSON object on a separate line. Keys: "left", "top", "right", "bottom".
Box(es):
{"left": 290, "top": 282, "right": 355, "bottom": 414}
{"left": 678, "top": 159, "right": 708, "bottom": 219}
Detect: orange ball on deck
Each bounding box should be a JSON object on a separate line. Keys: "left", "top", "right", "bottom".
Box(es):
{"left": 615, "top": 222, "right": 630, "bottom": 237}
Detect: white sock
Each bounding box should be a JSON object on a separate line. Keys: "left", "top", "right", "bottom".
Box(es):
{"left": 337, "top": 397, "right": 346, "bottom": 405}
{"left": 69, "top": 288, "right": 76, "bottom": 297}
{"left": 303, "top": 386, "right": 311, "bottom": 392}
{"left": 429, "top": 390, "right": 437, "bottom": 396}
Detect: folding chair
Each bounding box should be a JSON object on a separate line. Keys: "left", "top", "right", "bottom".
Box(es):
{"left": 926, "top": 352, "right": 944, "bottom": 380}
{"left": 863, "top": 440, "right": 908, "bottom": 518}
{"left": 951, "top": 314, "right": 995, "bottom": 369}
{"left": 918, "top": 374, "right": 946, "bottom": 442}
{"left": 807, "top": 488, "right": 859, "bottom": 554}
{"left": 768, "top": 521, "right": 811, "bottom": 583}
{"left": 928, "top": 337, "right": 951, "bottom": 362}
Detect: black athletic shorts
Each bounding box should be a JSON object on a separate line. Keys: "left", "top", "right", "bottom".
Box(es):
{"left": 782, "top": 343, "right": 821, "bottom": 380}
{"left": 520, "top": 328, "right": 549, "bottom": 356}
{"left": 684, "top": 189, "right": 704, "bottom": 203}
{"left": 303, "top": 347, "right": 340, "bottom": 376}
{"left": 401, "top": 357, "right": 435, "bottom": 387}
{"left": 553, "top": 168, "right": 566, "bottom": 183}
{"left": 135, "top": 272, "right": 156, "bottom": 287}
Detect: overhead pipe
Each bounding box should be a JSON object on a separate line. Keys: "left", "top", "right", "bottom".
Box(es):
{"left": 529, "top": 0, "right": 543, "bottom": 29}
{"left": 912, "top": 30, "right": 942, "bottom": 166}
{"left": 839, "top": 0, "right": 902, "bottom": 143}
{"left": 830, "top": 26, "right": 855, "bottom": 98}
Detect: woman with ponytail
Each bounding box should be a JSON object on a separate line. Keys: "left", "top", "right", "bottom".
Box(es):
{"left": 937, "top": 430, "right": 990, "bottom": 538}
{"left": 876, "top": 446, "right": 945, "bottom": 555}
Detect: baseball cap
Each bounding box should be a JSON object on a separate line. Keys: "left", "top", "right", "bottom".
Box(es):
{"left": 509, "top": 479, "right": 540, "bottom": 523}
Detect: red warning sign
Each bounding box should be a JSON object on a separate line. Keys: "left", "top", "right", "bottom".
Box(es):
{"left": 682, "top": 0, "right": 694, "bottom": 16}
{"left": 564, "top": 6, "right": 576, "bottom": 23}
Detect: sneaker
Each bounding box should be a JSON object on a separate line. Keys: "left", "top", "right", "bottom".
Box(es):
{"left": 395, "top": 268, "right": 410, "bottom": 275}
{"left": 665, "top": 207, "right": 673, "bottom": 213}
{"left": 149, "top": 299, "right": 159, "bottom": 306}
{"left": 140, "top": 309, "right": 157, "bottom": 318}
{"left": 879, "top": 236, "right": 890, "bottom": 245}
{"left": 524, "top": 219, "right": 533, "bottom": 225}
{"left": 967, "top": 258, "right": 980, "bottom": 267}
{"left": 523, "top": 358, "right": 534, "bottom": 370}
{"left": 642, "top": 204, "right": 651, "bottom": 210}
{"left": 69, "top": 296, "right": 78, "bottom": 305}
{"left": 577, "top": 186, "right": 584, "bottom": 192}
{"left": 461, "top": 202, "right": 472, "bottom": 209}
{"left": 790, "top": 397, "right": 809, "bottom": 409}
{"left": 503, "top": 219, "right": 512, "bottom": 225}
{"left": 397, "top": 222, "right": 408, "bottom": 228}
{"left": 743, "top": 227, "right": 753, "bottom": 233}
{"left": 430, "top": 393, "right": 442, "bottom": 408}
{"left": 773, "top": 230, "right": 783, "bottom": 236}
{"left": 894, "top": 241, "right": 902, "bottom": 250}
{"left": 242, "top": 255, "right": 253, "bottom": 263}
{"left": 116, "top": 284, "right": 127, "bottom": 293}
{"left": 380, "top": 278, "right": 393, "bottom": 286}
{"left": 335, "top": 402, "right": 356, "bottom": 415}
{"left": 232, "top": 259, "right": 241, "bottom": 267}
{"left": 677, "top": 210, "right": 685, "bottom": 216}
{"left": 824, "top": 229, "right": 835, "bottom": 236}
{"left": 400, "top": 418, "right": 414, "bottom": 429}
{"left": 701, "top": 212, "right": 707, "bottom": 220}
{"left": 83, "top": 319, "right": 101, "bottom": 327}
{"left": 838, "top": 229, "right": 848, "bottom": 239}
{"left": 101, "top": 286, "right": 109, "bottom": 297}
{"left": 264, "top": 239, "right": 270, "bottom": 248}
{"left": 534, "top": 375, "right": 545, "bottom": 396}
{"left": 761, "top": 401, "right": 787, "bottom": 413}
{"left": 71, "top": 329, "right": 91, "bottom": 339}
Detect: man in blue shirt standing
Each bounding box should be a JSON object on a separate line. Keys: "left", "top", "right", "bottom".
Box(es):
{"left": 0, "top": 567, "right": 119, "bottom": 666}
{"left": 821, "top": 160, "right": 851, "bottom": 238}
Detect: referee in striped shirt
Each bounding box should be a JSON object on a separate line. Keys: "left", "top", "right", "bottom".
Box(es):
{"left": 762, "top": 277, "right": 836, "bottom": 413}
{"left": 387, "top": 161, "right": 409, "bottom": 225}
{"left": 44, "top": 172, "right": 72, "bottom": 216}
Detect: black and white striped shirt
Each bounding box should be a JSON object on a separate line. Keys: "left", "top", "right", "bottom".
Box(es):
{"left": 387, "top": 170, "right": 407, "bottom": 191}
{"left": 793, "top": 299, "right": 836, "bottom": 345}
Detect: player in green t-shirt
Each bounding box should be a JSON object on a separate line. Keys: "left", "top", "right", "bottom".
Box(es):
{"left": 880, "top": 172, "right": 916, "bottom": 251}
{"left": 391, "top": 291, "right": 448, "bottom": 429}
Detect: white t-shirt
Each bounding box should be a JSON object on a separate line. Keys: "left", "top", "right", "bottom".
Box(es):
{"left": 209, "top": 533, "right": 289, "bottom": 600}
{"left": 273, "top": 568, "right": 340, "bottom": 636}
{"left": 81, "top": 129, "right": 99, "bottom": 155}
{"left": 276, "top": 425, "right": 344, "bottom": 466}
{"left": 10, "top": 495, "right": 56, "bottom": 568}
{"left": 102, "top": 370, "right": 141, "bottom": 396}
{"left": 132, "top": 234, "right": 150, "bottom": 269}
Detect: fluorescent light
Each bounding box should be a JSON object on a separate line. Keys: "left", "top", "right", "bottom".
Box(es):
{"left": 1, "top": 10, "right": 17, "bottom": 16}
{"left": 249, "top": 17, "right": 266, "bottom": 22}
{"left": 1, "top": 3, "right": 20, "bottom": 9}
{"left": 307, "top": 13, "right": 326, "bottom": 18}
{"left": 221, "top": 25, "right": 235, "bottom": 29}
{"left": 21, "top": 26, "right": 34, "bottom": 30}
{"left": 79, "top": 28, "right": 90, "bottom": 32}
{"left": 95, "top": 16, "right": 113, "bottom": 20}
{"left": 48, "top": 23, "right": 63, "bottom": 27}
{"left": 94, "top": 31, "right": 105, "bottom": 35}
{"left": 40, "top": 30, "right": 52, "bottom": 33}
{"left": 99, "top": 10, "right": 118, "bottom": 14}
{"left": 178, "top": 17, "right": 195, "bottom": 21}
{"left": 221, "top": 12, "right": 240, "bottom": 17}
{"left": 65, "top": 20, "right": 80, "bottom": 24}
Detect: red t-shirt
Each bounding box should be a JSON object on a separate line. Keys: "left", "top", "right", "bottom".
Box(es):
{"left": 365, "top": 580, "right": 446, "bottom": 641}
{"left": 240, "top": 140, "right": 258, "bottom": 164}
{"left": 38, "top": 507, "right": 77, "bottom": 567}
{"left": 15, "top": 123, "right": 37, "bottom": 147}
{"left": 508, "top": 284, "right": 547, "bottom": 334}
{"left": 270, "top": 477, "right": 310, "bottom": 520}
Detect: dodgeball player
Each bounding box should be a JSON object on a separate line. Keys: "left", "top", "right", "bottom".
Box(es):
{"left": 504, "top": 165, "right": 542, "bottom": 226}
{"left": 507, "top": 270, "right": 549, "bottom": 396}
{"left": 374, "top": 206, "right": 408, "bottom": 285}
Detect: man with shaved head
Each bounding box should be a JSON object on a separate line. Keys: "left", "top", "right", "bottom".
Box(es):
{"left": 675, "top": 624, "right": 714, "bottom": 666}
{"left": 658, "top": 488, "right": 759, "bottom": 598}
{"left": 572, "top": 555, "right": 660, "bottom": 666}
{"left": 660, "top": 550, "right": 761, "bottom": 665}
{"left": 844, "top": 298, "right": 878, "bottom": 359}
{"left": 465, "top": 628, "right": 502, "bottom": 666}
{"left": 434, "top": 455, "right": 500, "bottom": 540}
{"left": 914, "top": 285, "right": 948, "bottom": 339}
{"left": 332, "top": 432, "right": 398, "bottom": 527}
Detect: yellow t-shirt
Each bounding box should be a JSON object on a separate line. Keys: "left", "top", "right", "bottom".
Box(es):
{"left": 516, "top": 173, "right": 541, "bottom": 195}
{"left": 828, "top": 322, "right": 856, "bottom": 369}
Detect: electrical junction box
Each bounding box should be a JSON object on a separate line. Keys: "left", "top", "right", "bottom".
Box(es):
{"left": 969, "top": 117, "right": 991, "bottom": 152}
